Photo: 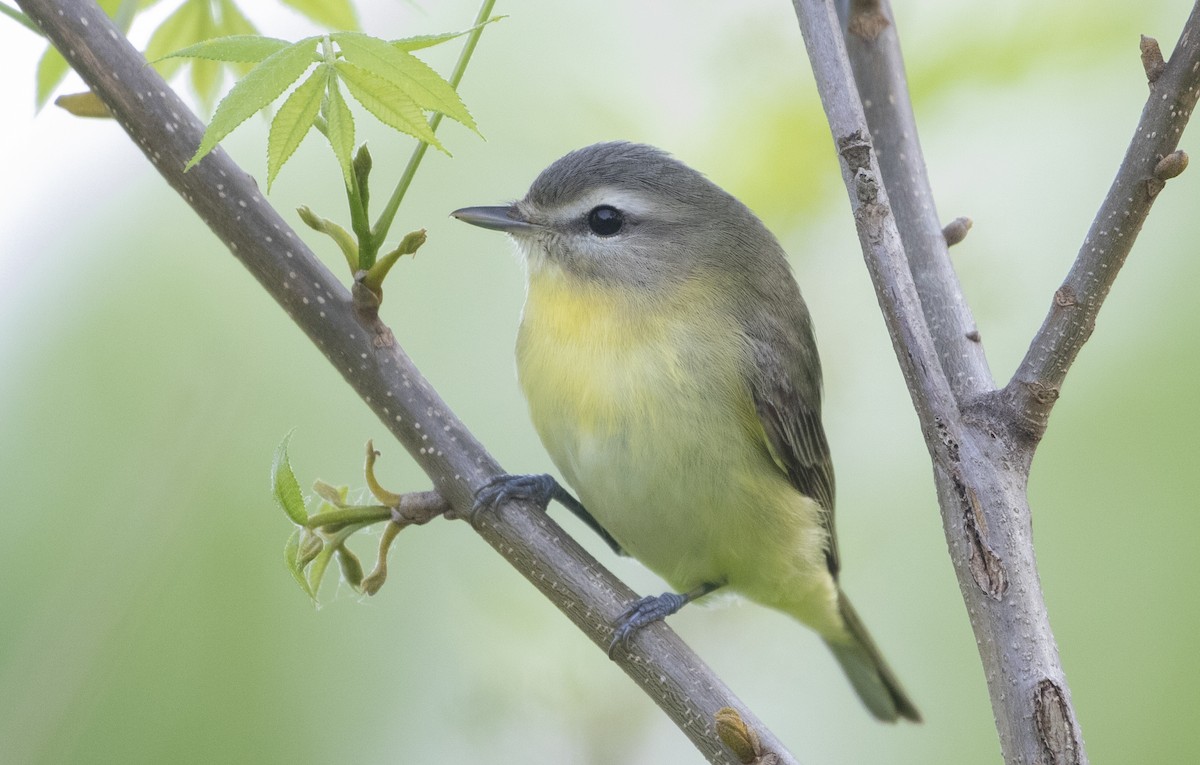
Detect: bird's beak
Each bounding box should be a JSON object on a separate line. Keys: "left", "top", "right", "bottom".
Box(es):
{"left": 450, "top": 205, "right": 538, "bottom": 233}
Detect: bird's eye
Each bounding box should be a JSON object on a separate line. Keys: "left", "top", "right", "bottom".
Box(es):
{"left": 586, "top": 205, "right": 624, "bottom": 237}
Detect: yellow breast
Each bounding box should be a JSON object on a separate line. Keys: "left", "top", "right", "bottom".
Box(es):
{"left": 517, "top": 269, "right": 695, "bottom": 434}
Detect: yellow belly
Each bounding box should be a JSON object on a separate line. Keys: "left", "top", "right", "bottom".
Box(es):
{"left": 516, "top": 268, "right": 835, "bottom": 626}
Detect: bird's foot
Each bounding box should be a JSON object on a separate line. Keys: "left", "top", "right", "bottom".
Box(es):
{"left": 472, "top": 473, "right": 625, "bottom": 555}
{"left": 471, "top": 473, "right": 561, "bottom": 518}
{"left": 607, "top": 591, "right": 692, "bottom": 658}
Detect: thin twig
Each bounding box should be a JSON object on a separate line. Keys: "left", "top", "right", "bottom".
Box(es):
{"left": 1003, "top": 3, "right": 1200, "bottom": 444}
{"left": 15, "top": 1, "right": 797, "bottom": 762}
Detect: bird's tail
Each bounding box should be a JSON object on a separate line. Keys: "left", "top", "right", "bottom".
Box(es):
{"left": 823, "top": 589, "right": 922, "bottom": 723}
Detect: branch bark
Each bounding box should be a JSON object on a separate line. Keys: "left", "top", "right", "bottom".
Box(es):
{"left": 1003, "top": 6, "right": 1200, "bottom": 444}
{"left": 794, "top": 0, "right": 1200, "bottom": 763}
{"left": 843, "top": 0, "right": 993, "bottom": 398}
{"left": 14, "top": 1, "right": 798, "bottom": 763}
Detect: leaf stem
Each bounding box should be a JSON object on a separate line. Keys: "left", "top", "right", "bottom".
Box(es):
{"left": 306, "top": 504, "right": 392, "bottom": 529}
{"left": 369, "top": 0, "right": 497, "bottom": 248}
{"left": 0, "top": 1, "right": 43, "bottom": 35}
{"left": 319, "top": 34, "right": 372, "bottom": 265}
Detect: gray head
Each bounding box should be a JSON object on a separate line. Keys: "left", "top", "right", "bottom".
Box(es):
{"left": 452, "top": 142, "right": 789, "bottom": 291}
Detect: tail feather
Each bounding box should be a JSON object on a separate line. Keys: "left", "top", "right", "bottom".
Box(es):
{"left": 824, "top": 590, "right": 921, "bottom": 723}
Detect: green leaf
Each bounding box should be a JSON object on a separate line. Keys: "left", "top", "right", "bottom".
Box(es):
{"left": 322, "top": 72, "right": 356, "bottom": 188}
{"left": 306, "top": 542, "right": 333, "bottom": 598}
{"left": 158, "top": 34, "right": 291, "bottom": 64}
{"left": 391, "top": 17, "right": 503, "bottom": 52}
{"left": 283, "top": 527, "right": 315, "bottom": 601}
{"left": 190, "top": 58, "right": 221, "bottom": 109}
{"left": 267, "top": 67, "right": 327, "bottom": 189}
{"left": 271, "top": 432, "right": 307, "bottom": 525}
{"left": 297, "top": 530, "right": 324, "bottom": 568}
{"left": 334, "top": 32, "right": 476, "bottom": 132}
{"left": 336, "top": 546, "right": 364, "bottom": 590}
{"left": 278, "top": 0, "right": 357, "bottom": 31}
{"left": 186, "top": 37, "right": 320, "bottom": 169}
{"left": 145, "top": 0, "right": 208, "bottom": 81}
{"left": 334, "top": 60, "right": 444, "bottom": 152}
{"left": 34, "top": 46, "right": 69, "bottom": 109}
{"left": 352, "top": 144, "right": 371, "bottom": 211}
{"left": 215, "top": 0, "right": 260, "bottom": 76}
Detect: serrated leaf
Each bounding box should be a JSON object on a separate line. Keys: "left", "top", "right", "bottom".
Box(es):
{"left": 391, "top": 17, "right": 502, "bottom": 52}
{"left": 186, "top": 37, "right": 320, "bottom": 169}
{"left": 267, "top": 68, "right": 327, "bottom": 189}
{"left": 35, "top": 46, "right": 70, "bottom": 109}
{"left": 216, "top": 0, "right": 260, "bottom": 76}
{"left": 334, "top": 32, "right": 476, "bottom": 132}
{"left": 188, "top": 0, "right": 217, "bottom": 103}
{"left": 334, "top": 61, "right": 444, "bottom": 152}
{"left": 284, "top": 527, "right": 316, "bottom": 600}
{"left": 279, "top": 0, "right": 357, "bottom": 31}
{"left": 158, "top": 34, "right": 291, "bottom": 64}
{"left": 271, "top": 432, "right": 307, "bottom": 525}
{"left": 322, "top": 71, "right": 355, "bottom": 187}
{"left": 145, "top": 0, "right": 208, "bottom": 81}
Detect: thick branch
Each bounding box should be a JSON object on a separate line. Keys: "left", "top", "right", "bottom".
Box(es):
{"left": 1004, "top": 2, "right": 1200, "bottom": 443}
{"left": 16, "top": 1, "right": 797, "bottom": 762}
{"left": 844, "top": 0, "right": 993, "bottom": 397}
{"left": 792, "top": 2, "right": 1088, "bottom": 763}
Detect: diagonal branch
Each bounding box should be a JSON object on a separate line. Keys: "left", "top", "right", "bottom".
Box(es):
{"left": 843, "top": 0, "right": 994, "bottom": 398}
{"left": 15, "top": 0, "right": 798, "bottom": 762}
{"left": 1003, "top": 3, "right": 1200, "bottom": 444}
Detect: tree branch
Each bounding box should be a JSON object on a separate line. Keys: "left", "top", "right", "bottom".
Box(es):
{"left": 15, "top": 1, "right": 798, "bottom": 762}
{"left": 791, "top": 1, "right": 1101, "bottom": 763}
{"left": 791, "top": 0, "right": 962, "bottom": 436}
{"left": 843, "top": 0, "right": 993, "bottom": 398}
{"left": 1003, "top": 3, "right": 1200, "bottom": 444}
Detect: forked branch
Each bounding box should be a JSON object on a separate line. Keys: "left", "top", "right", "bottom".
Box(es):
{"left": 792, "top": 0, "right": 1200, "bottom": 763}
{"left": 1004, "top": 4, "right": 1200, "bottom": 444}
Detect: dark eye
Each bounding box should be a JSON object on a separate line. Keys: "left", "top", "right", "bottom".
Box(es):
{"left": 587, "top": 205, "right": 624, "bottom": 236}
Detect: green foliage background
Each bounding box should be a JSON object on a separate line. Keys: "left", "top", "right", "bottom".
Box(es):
{"left": 0, "top": 0, "right": 1197, "bottom": 762}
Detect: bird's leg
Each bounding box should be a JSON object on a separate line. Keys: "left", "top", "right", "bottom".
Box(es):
{"left": 608, "top": 581, "right": 724, "bottom": 657}
{"left": 472, "top": 473, "right": 625, "bottom": 555}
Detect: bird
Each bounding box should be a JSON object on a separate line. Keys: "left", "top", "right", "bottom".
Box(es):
{"left": 452, "top": 141, "right": 920, "bottom": 722}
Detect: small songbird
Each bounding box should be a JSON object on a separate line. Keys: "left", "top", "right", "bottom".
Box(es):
{"left": 453, "top": 142, "right": 919, "bottom": 722}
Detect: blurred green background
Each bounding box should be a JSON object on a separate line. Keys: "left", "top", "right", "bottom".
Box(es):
{"left": 1, "top": 0, "right": 1197, "bottom": 762}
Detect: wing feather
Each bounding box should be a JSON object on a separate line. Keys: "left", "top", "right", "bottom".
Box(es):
{"left": 748, "top": 336, "right": 840, "bottom": 577}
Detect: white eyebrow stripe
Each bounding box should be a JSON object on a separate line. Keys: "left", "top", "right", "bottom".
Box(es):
{"left": 560, "top": 188, "right": 656, "bottom": 219}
